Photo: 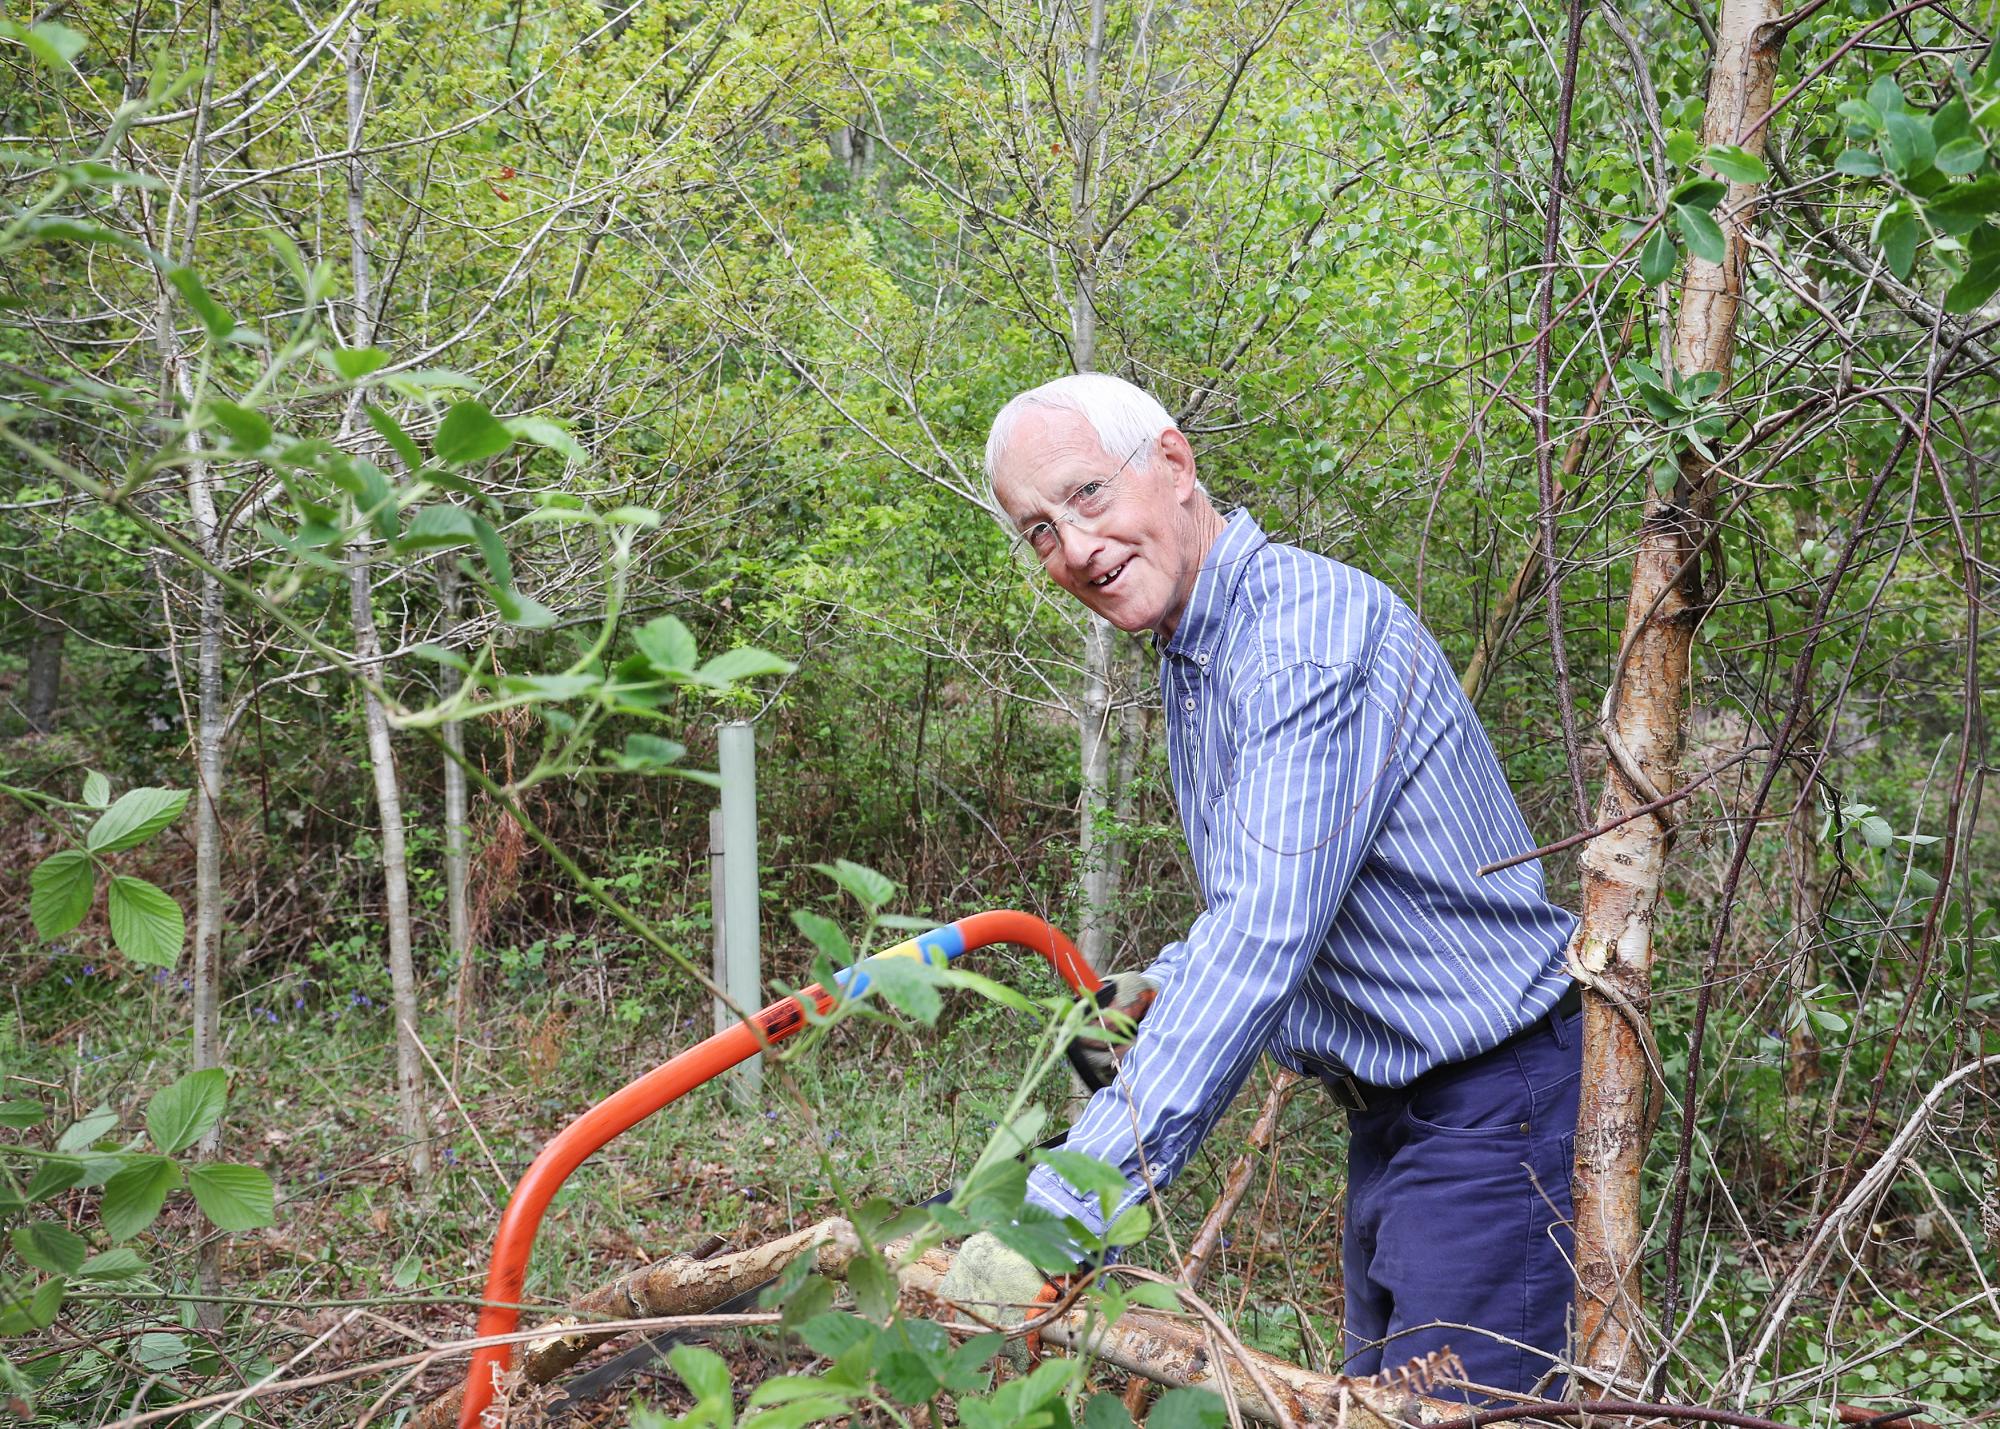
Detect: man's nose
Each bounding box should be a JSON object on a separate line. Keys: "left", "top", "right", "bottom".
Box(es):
{"left": 1055, "top": 518, "right": 1100, "bottom": 571}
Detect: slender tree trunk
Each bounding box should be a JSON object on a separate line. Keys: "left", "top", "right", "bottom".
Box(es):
{"left": 23, "top": 610, "right": 62, "bottom": 734}
{"left": 1067, "top": 0, "right": 1121, "bottom": 972}
{"left": 1569, "top": 0, "right": 1785, "bottom": 1388}
{"left": 341, "top": 4, "right": 430, "bottom": 1179}
{"left": 441, "top": 565, "right": 474, "bottom": 1042}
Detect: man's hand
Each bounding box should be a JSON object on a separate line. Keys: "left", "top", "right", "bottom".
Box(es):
{"left": 937, "top": 1232, "right": 1054, "bottom": 1364}
{"left": 1065, "top": 972, "right": 1161, "bottom": 1091}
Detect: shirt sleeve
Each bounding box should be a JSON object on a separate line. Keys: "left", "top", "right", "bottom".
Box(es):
{"left": 1026, "top": 657, "right": 1403, "bottom": 1236}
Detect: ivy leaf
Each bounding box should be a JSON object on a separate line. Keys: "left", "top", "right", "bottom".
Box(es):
{"left": 1639, "top": 225, "right": 1677, "bottom": 285}
{"left": 108, "top": 876, "right": 185, "bottom": 968}
{"left": 145, "top": 1068, "right": 227, "bottom": 1155}
{"left": 86, "top": 786, "right": 190, "bottom": 852}
{"left": 29, "top": 850, "right": 94, "bottom": 939}
{"left": 433, "top": 401, "right": 514, "bottom": 465}
{"left": 1673, "top": 204, "right": 1726, "bottom": 264}
{"left": 187, "top": 1163, "right": 275, "bottom": 1230}
{"left": 11, "top": 1223, "right": 86, "bottom": 1276}
{"left": 99, "top": 1156, "right": 181, "bottom": 1241}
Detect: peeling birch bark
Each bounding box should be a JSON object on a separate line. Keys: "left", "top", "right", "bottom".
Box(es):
{"left": 1569, "top": 0, "right": 1786, "bottom": 1389}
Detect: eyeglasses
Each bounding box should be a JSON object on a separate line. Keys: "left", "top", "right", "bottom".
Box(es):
{"left": 1012, "top": 439, "right": 1149, "bottom": 561}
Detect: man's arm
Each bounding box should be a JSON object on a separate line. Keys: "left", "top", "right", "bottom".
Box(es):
{"left": 1027, "top": 656, "right": 1403, "bottom": 1234}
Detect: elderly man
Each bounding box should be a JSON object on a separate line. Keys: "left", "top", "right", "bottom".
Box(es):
{"left": 945, "top": 373, "right": 1582, "bottom": 1396}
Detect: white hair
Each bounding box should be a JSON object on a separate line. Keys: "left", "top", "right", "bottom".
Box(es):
{"left": 983, "top": 373, "right": 1178, "bottom": 510}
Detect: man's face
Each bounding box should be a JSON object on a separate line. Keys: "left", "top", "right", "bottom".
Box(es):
{"left": 991, "top": 408, "right": 1209, "bottom": 638}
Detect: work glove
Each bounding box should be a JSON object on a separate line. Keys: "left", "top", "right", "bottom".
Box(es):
{"left": 1065, "top": 971, "right": 1160, "bottom": 1092}
{"left": 936, "top": 1231, "right": 1056, "bottom": 1365}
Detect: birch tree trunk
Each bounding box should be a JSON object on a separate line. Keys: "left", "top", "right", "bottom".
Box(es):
{"left": 1569, "top": 0, "right": 1786, "bottom": 1388}
{"left": 1069, "top": 0, "right": 1119, "bottom": 974}
{"left": 341, "top": 5, "right": 430, "bottom": 1179}
{"left": 440, "top": 564, "right": 474, "bottom": 1042}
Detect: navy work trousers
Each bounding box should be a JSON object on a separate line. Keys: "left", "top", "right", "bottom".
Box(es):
{"left": 1336, "top": 1006, "right": 1582, "bottom": 1398}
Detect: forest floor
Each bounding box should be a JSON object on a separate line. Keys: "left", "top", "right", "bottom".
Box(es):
{"left": 7, "top": 941, "right": 1354, "bottom": 1424}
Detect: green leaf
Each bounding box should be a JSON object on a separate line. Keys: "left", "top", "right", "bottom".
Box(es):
{"left": 0, "top": 1275, "right": 66, "bottom": 1334}
{"left": 0, "top": 1099, "right": 45, "bottom": 1130}
{"left": 29, "top": 850, "right": 94, "bottom": 939}
{"left": 167, "top": 266, "right": 236, "bottom": 340}
{"left": 504, "top": 416, "right": 587, "bottom": 465}
{"left": 694, "top": 646, "right": 795, "bottom": 688}
{"left": 1936, "top": 138, "right": 1987, "bottom": 176}
{"left": 849, "top": 1253, "right": 896, "bottom": 1323}
{"left": 1667, "top": 176, "right": 1727, "bottom": 210}
{"left": 1944, "top": 248, "right": 2000, "bottom": 314}
{"left": 26, "top": 1157, "right": 85, "bottom": 1201}
{"left": 396, "top": 505, "right": 480, "bottom": 551}
{"left": 134, "top": 1332, "right": 188, "bottom": 1372}
{"left": 21, "top": 215, "right": 128, "bottom": 246}
{"left": 0, "top": 19, "right": 86, "bottom": 69}
{"left": 1834, "top": 148, "right": 1885, "bottom": 177}
{"left": 1665, "top": 129, "right": 1700, "bottom": 166}
{"left": 491, "top": 584, "right": 554, "bottom": 629}
{"left": 667, "top": 1343, "right": 732, "bottom": 1405}
{"left": 857, "top": 955, "right": 943, "bottom": 1026}
{"left": 612, "top": 734, "right": 688, "bottom": 771}
{"left": 81, "top": 771, "right": 110, "bottom": 808}
{"left": 108, "top": 876, "right": 185, "bottom": 968}
{"left": 327, "top": 346, "right": 388, "bottom": 380}
{"left": 1868, "top": 75, "right": 1905, "bottom": 116}
{"left": 145, "top": 1068, "right": 227, "bottom": 1155}
{"left": 1083, "top": 1393, "right": 1138, "bottom": 1429}
{"left": 1837, "top": 98, "right": 1883, "bottom": 136}
{"left": 1927, "top": 177, "right": 2000, "bottom": 231}
{"left": 87, "top": 786, "right": 190, "bottom": 852}
{"left": 1882, "top": 112, "right": 1936, "bottom": 175}
{"left": 1035, "top": 1150, "right": 1129, "bottom": 1215}
{"left": 55, "top": 1108, "right": 117, "bottom": 1153}
{"left": 11, "top": 1223, "right": 86, "bottom": 1276}
{"left": 434, "top": 401, "right": 514, "bottom": 465}
{"left": 205, "top": 400, "right": 273, "bottom": 451}
{"left": 1673, "top": 204, "right": 1726, "bottom": 264}
{"left": 77, "top": 1246, "right": 148, "bottom": 1281}
{"left": 366, "top": 403, "right": 423, "bottom": 472}
{"left": 1638, "top": 225, "right": 1677, "bottom": 285}
{"left": 1933, "top": 99, "right": 1971, "bottom": 151}
{"left": 187, "top": 1163, "right": 275, "bottom": 1230}
{"left": 99, "top": 1156, "right": 181, "bottom": 1241}
{"left": 813, "top": 858, "right": 896, "bottom": 912}
{"left": 874, "top": 1346, "right": 940, "bottom": 1403}
{"left": 791, "top": 909, "right": 852, "bottom": 966}
{"left": 1123, "top": 1281, "right": 1182, "bottom": 1311}
{"left": 1858, "top": 815, "right": 1895, "bottom": 849}
{"left": 1105, "top": 1203, "right": 1152, "bottom": 1246}
{"left": 1703, "top": 144, "right": 1769, "bottom": 184}
{"left": 1150, "top": 1388, "right": 1230, "bottom": 1429}
{"left": 1875, "top": 209, "right": 1918, "bottom": 281}
{"left": 634, "top": 615, "right": 698, "bottom": 673}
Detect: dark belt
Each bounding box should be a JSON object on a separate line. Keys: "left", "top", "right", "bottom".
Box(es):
{"left": 1320, "top": 981, "right": 1583, "bottom": 1114}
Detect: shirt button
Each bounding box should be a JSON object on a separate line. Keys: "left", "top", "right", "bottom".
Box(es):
{"left": 1195, "top": 651, "right": 1209, "bottom": 667}
{"left": 1182, "top": 696, "right": 1197, "bottom": 713}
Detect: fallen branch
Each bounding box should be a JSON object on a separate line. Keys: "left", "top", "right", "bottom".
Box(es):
{"left": 409, "top": 1218, "right": 862, "bottom": 1429}
{"left": 1127, "top": 1068, "right": 1305, "bottom": 1418}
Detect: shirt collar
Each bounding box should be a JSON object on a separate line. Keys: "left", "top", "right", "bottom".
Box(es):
{"left": 1162, "top": 507, "right": 1267, "bottom": 661}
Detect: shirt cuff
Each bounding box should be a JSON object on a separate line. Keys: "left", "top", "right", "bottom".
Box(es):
{"left": 1025, "top": 1161, "right": 1115, "bottom": 1240}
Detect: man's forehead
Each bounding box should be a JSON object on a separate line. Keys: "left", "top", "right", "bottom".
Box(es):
{"left": 993, "top": 408, "right": 1110, "bottom": 512}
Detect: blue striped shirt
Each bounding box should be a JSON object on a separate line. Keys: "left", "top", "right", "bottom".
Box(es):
{"left": 1026, "top": 509, "right": 1575, "bottom": 1236}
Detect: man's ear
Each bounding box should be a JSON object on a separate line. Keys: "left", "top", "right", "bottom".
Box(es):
{"left": 1156, "top": 427, "right": 1199, "bottom": 503}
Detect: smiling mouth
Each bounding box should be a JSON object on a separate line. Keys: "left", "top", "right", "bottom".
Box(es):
{"left": 1088, "top": 561, "right": 1129, "bottom": 590}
